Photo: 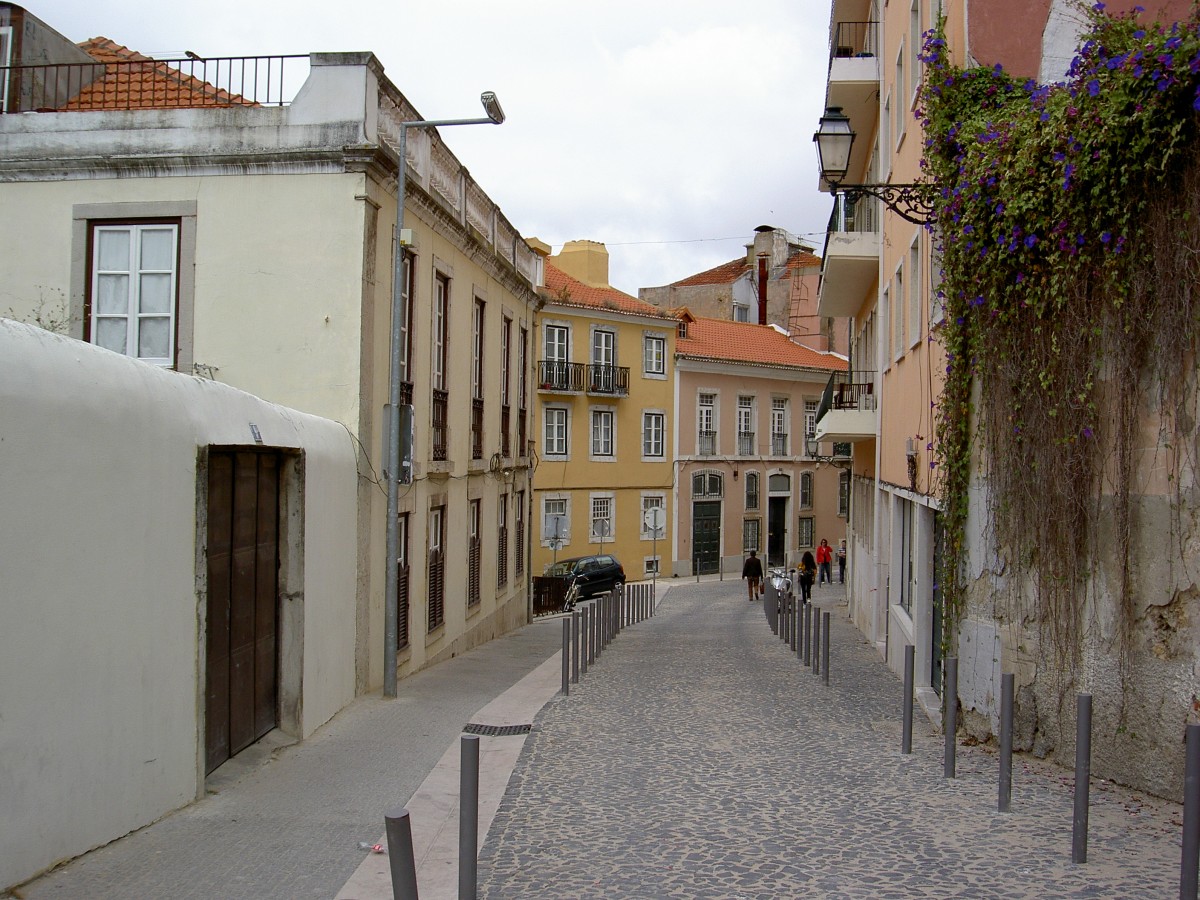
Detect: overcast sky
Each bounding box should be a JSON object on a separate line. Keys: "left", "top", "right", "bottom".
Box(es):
{"left": 44, "top": 0, "right": 835, "bottom": 293}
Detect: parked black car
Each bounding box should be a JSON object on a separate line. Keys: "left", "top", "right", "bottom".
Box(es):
{"left": 543, "top": 554, "right": 625, "bottom": 607}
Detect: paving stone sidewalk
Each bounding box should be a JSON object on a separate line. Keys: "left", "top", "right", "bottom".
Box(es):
{"left": 478, "top": 581, "right": 1183, "bottom": 899}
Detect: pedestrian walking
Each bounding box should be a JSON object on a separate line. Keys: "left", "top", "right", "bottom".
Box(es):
{"left": 837, "top": 539, "right": 847, "bottom": 584}
{"left": 798, "top": 551, "right": 815, "bottom": 605}
{"left": 742, "top": 550, "right": 764, "bottom": 601}
{"left": 816, "top": 538, "right": 833, "bottom": 585}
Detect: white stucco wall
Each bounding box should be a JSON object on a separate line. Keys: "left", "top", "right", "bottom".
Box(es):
{"left": 0, "top": 319, "right": 359, "bottom": 890}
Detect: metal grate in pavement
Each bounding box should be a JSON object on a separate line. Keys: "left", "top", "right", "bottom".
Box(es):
{"left": 463, "top": 723, "right": 533, "bottom": 737}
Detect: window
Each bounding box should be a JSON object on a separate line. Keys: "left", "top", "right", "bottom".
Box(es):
{"left": 591, "top": 495, "right": 613, "bottom": 541}
{"left": 909, "top": 238, "right": 922, "bottom": 348}
{"left": 692, "top": 470, "right": 723, "bottom": 498}
{"left": 497, "top": 495, "right": 508, "bottom": 588}
{"left": 471, "top": 298, "right": 485, "bottom": 460}
{"left": 591, "top": 328, "right": 616, "bottom": 393}
{"left": 641, "top": 494, "right": 665, "bottom": 538}
{"left": 882, "top": 285, "right": 892, "bottom": 365}
{"left": 804, "top": 399, "right": 819, "bottom": 442}
{"left": 839, "top": 471, "right": 850, "bottom": 517}
{"left": 501, "top": 316, "right": 512, "bottom": 457}
{"left": 900, "top": 499, "right": 915, "bottom": 615}
{"left": 895, "top": 48, "right": 907, "bottom": 148}
{"left": 800, "top": 472, "right": 814, "bottom": 509}
{"left": 698, "top": 393, "right": 717, "bottom": 455}
{"left": 643, "top": 411, "right": 665, "bottom": 458}
{"left": 881, "top": 94, "right": 892, "bottom": 179}
{"left": 433, "top": 274, "right": 449, "bottom": 391}
{"left": 733, "top": 303, "right": 750, "bottom": 323}
{"left": 591, "top": 409, "right": 615, "bottom": 458}
{"left": 0, "top": 26, "right": 11, "bottom": 114}
{"left": 643, "top": 334, "right": 665, "bottom": 375}
{"left": 468, "top": 500, "right": 481, "bottom": 607}
{"left": 644, "top": 557, "right": 661, "bottom": 575}
{"left": 400, "top": 250, "right": 415, "bottom": 385}
{"left": 771, "top": 398, "right": 788, "bottom": 456}
{"left": 909, "top": 0, "right": 922, "bottom": 103}
{"left": 743, "top": 518, "right": 761, "bottom": 553}
{"left": 397, "top": 512, "right": 410, "bottom": 650}
{"left": 545, "top": 407, "right": 568, "bottom": 457}
{"left": 893, "top": 266, "right": 905, "bottom": 359}
{"left": 737, "top": 396, "right": 755, "bottom": 455}
{"left": 544, "top": 497, "right": 569, "bottom": 546}
{"left": 514, "top": 491, "right": 525, "bottom": 575}
{"left": 930, "top": 233, "right": 947, "bottom": 328}
{"left": 428, "top": 506, "right": 446, "bottom": 630}
{"left": 745, "top": 471, "right": 760, "bottom": 510}
{"left": 769, "top": 473, "right": 791, "bottom": 493}
{"left": 89, "top": 223, "right": 179, "bottom": 366}
{"left": 518, "top": 326, "right": 529, "bottom": 455}
{"left": 545, "top": 323, "right": 569, "bottom": 361}
{"left": 797, "top": 516, "right": 815, "bottom": 548}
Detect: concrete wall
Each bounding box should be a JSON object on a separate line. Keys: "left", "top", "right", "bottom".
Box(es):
{"left": 0, "top": 319, "right": 359, "bottom": 890}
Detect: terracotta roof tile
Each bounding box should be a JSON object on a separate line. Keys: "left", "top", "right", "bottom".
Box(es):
{"left": 677, "top": 316, "right": 847, "bottom": 372}
{"left": 669, "top": 248, "right": 821, "bottom": 288}
{"left": 63, "top": 37, "right": 254, "bottom": 111}
{"left": 541, "top": 262, "right": 672, "bottom": 319}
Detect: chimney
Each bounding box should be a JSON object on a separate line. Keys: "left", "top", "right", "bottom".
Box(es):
{"left": 553, "top": 239, "right": 611, "bottom": 288}
{"left": 757, "top": 252, "right": 769, "bottom": 326}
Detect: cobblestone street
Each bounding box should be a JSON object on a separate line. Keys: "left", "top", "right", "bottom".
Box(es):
{"left": 479, "top": 580, "right": 1182, "bottom": 899}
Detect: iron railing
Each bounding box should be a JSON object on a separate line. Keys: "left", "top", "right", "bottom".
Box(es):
{"left": 432, "top": 390, "right": 448, "bottom": 461}
{"left": 834, "top": 379, "right": 875, "bottom": 411}
{"left": 737, "top": 431, "right": 756, "bottom": 455}
{"left": 471, "top": 398, "right": 484, "bottom": 460}
{"left": 771, "top": 433, "right": 789, "bottom": 456}
{"left": 500, "top": 404, "right": 511, "bottom": 457}
{"left": 517, "top": 407, "right": 527, "bottom": 457}
{"left": 0, "top": 55, "right": 305, "bottom": 114}
{"left": 698, "top": 431, "right": 717, "bottom": 456}
{"left": 830, "top": 21, "right": 879, "bottom": 62}
{"left": 537, "top": 360, "right": 629, "bottom": 396}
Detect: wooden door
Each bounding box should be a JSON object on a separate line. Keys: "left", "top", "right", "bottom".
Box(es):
{"left": 691, "top": 501, "right": 721, "bottom": 575}
{"left": 206, "top": 449, "right": 281, "bottom": 775}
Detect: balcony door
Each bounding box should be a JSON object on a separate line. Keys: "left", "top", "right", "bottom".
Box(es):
{"left": 591, "top": 329, "right": 615, "bottom": 392}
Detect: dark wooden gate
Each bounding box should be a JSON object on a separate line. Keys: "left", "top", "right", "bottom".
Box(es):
{"left": 206, "top": 449, "right": 281, "bottom": 775}
{"left": 691, "top": 501, "right": 721, "bottom": 575}
{"left": 767, "top": 497, "right": 788, "bottom": 568}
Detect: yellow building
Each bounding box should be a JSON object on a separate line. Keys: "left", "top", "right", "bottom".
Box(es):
{"left": 528, "top": 240, "right": 676, "bottom": 582}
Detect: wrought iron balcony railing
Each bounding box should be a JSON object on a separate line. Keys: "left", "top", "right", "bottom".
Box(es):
{"left": 737, "top": 431, "right": 756, "bottom": 455}
{"left": 830, "top": 21, "right": 879, "bottom": 62}
{"left": 537, "top": 360, "right": 629, "bottom": 396}
{"left": 432, "top": 390, "right": 448, "bottom": 462}
{"left": 698, "top": 431, "right": 717, "bottom": 456}
{"left": 771, "top": 433, "right": 789, "bottom": 456}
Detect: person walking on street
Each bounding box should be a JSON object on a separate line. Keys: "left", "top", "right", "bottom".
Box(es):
{"left": 742, "top": 549, "right": 764, "bottom": 601}
{"left": 816, "top": 538, "right": 833, "bottom": 585}
{"left": 837, "top": 539, "right": 847, "bottom": 584}
{"left": 798, "top": 551, "right": 815, "bottom": 605}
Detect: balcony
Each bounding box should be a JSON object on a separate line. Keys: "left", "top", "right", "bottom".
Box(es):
{"left": 471, "top": 398, "right": 484, "bottom": 460}
{"left": 698, "top": 431, "right": 717, "bottom": 456}
{"left": 538, "top": 361, "right": 629, "bottom": 397}
{"left": 818, "top": 193, "right": 881, "bottom": 319}
{"left": 815, "top": 378, "right": 876, "bottom": 443}
{"left": 770, "top": 433, "right": 789, "bottom": 456}
{"left": 821, "top": 21, "right": 879, "bottom": 192}
{"left": 737, "top": 431, "right": 755, "bottom": 456}
{"left": 432, "top": 390, "right": 448, "bottom": 461}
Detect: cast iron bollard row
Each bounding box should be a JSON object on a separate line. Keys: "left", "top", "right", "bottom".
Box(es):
{"left": 763, "top": 572, "right": 831, "bottom": 686}
{"left": 561, "top": 582, "right": 656, "bottom": 696}
{"left": 901, "top": 648, "right": 1200, "bottom": 897}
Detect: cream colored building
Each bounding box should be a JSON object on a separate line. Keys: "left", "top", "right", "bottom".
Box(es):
{"left": 0, "top": 11, "right": 539, "bottom": 719}
{"left": 528, "top": 240, "right": 677, "bottom": 581}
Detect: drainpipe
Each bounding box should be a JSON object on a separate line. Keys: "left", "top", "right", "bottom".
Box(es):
{"left": 757, "top": 253, "right": 769, "bottom": 326}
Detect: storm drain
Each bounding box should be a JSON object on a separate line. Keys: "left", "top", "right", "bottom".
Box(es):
{"left": 463, "top": 723, "right": 533, "bottom": 737}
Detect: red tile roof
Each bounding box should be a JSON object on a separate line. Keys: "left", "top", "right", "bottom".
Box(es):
{"left": 64, "top": 38, "right": 254, "bottom": 110}
{"left": 542, "top": 262, "right": 673, "bottom": 319}
{"left": 669, "top": 249, "right": 821, "bottom": 287}
{"left": 677, "top": 316, "right": 847, "bottom": 372}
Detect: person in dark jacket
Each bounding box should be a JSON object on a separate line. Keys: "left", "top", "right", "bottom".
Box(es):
{"left": 742, "top": 550, "right": 764, "bottom": 601}
{"left": 798, "top": 550, "right": 816, "bottom": 605}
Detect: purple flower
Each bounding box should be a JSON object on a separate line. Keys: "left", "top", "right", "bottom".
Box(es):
{"left": 1134, "top": 29, "right": 1146, "bottom": 40}
{"left": 1082, "top": 426, "right": 1094, "bottom": 439}
{"left": 1100, "top": 231, "right": 1112, "bottom": 243}
{"left": 1087, "top": 79, "right": 1101, "bottom": 95}
{"left": 1024, "top": 234, "right": 1038, "bottom": 248}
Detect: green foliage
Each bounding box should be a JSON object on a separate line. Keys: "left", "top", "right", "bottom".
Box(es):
{"left": 919, "top": 2, "right": 1200, "bottom": 663}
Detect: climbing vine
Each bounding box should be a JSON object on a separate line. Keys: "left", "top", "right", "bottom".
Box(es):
{"left": 919, "top": 2, "right": 1200, "bottom": 667}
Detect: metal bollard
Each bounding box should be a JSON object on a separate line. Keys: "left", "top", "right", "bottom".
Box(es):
{"left": 944, "top": 657, "right": 959, "bottom": 778}
{"left": 790, "top": 595, "right": 799, "bottom": 653}
{"left": 1073, "top": 693, "right": 1093, "bottom": 864}
{"left": 1181, "top": 724, "right": 1200, "bottom": 899}
{"left": 812, "top": 608, "right": 821, "bottom": 676}
{"left": 561, "top": 618, "right": 570, "bottom": 696}
{"left": 460, "top": 735, "right": 479, "bottom": 900}
{"left": 803, "top": 602, "right": 812, "bottom": 667}
{"left": 902, "top": 644, "right": 914, "bottom": 754}
{"left": 385, "top": 807, "right": 420, "bottom": 900}
{"left": 581, "top": 606, "right": 590, "bottom": 674}
{"left": 999, "top": 672, "right": 1014, "bottom": 812}
{"left": 571, "top": 611, "right": 580, "bottom": 684}
{"left": 821, "top": 611, "right": 830, "bottom": 685}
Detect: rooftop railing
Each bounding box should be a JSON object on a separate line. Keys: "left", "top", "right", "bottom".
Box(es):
{"left": 830, "top": 21, "right": 879, "bottom": 64}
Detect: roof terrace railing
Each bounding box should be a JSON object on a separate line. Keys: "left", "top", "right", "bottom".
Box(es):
{"left": 0, "top": 55, "right": 307, "bottom": 113}
{"left": 830, "top": 21, "right": 879, "bottom": 63}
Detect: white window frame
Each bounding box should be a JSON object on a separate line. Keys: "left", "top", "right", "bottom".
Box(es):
{"left": 894, "top": 46, "right": 907, "bottom": 150}
{"left": 0, "top": 27, "right": 12, "bottom": 113}
{"left": 643, "top": 333, "right": 666, "bottom": 377}
{"left": 744, "top": 471, "right": 760, "bottom": 510}
{"left": 89, "top": 223, "right": 179, "bottom": 367}
{"left": 909, "top": 0, "right": 923, "bottom": 105}
{"left": 590, "top": 493, "right": 615, "bottom": 543}
{"left": 893, "top": 264, "right": 906, "bottom": 363}
{"left": 698, "top": 392, "right": 718, "bottom": 454}
{"left": 642, "top": 410, "right": 665, "bottom": 460}
{"left": 433, "top": 272, "right": 449, "bottom": 391}
{"left": 591, "top": 407, "right": 616, "bottom": 459}
{"left": 472, "top": 297, "right": 485, "bottom": 400}
{"left": 643, "top": 556, "right": 661, "bottom": 576}
{"left": 798, "top": 516, "right": 815, "bottom": 549}
{"left": 743, "top": 518, "right": 761, "bottom": 553}
{"left": 909, "top": 235, "right": 923, "bottom": 349}
{"left": 800, "top": 472, "right": 814, "bottom": 509}
{"left": 544, "top": 322, "right": 569, "bottom": 362}
{"left": 542, "top": 495, "right": 570, "bottom": 548}
{"left": 591, "top": 327, "right": 616, "bottom": 366}
{"left": 733, "top": 302, "right": 750, "bottom": 323}
{"left": 771, "top": 397, "right": 788, "bottom": 455}
{"left": 737, "top": 396, "right": 755, "bottom": 455}
{"left": 640, "top": 493, "right": 666, "bottom": 539}
{"left": 544, "top": 407, "right": 569, "bottom": 458}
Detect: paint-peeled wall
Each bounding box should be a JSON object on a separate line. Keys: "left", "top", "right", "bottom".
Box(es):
{"left": 0, "top": 320, "right": 359, "bottom": 890}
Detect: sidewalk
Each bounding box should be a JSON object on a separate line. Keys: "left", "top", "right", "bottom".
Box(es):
{"left": 478, "top": 580, "right": 1183, "bottom": 899}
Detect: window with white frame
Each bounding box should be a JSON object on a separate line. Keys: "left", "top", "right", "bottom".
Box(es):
{"left": 643, "top": 334, "right": 665, "bottom": 376}
{"left": 893, "top": 266, "right": 905, "bottom": 359}
{"left": 798, "top": 516, "right": 815, "bottom": 548}
{"left": 745, "top": 471, "right": 760, "bottom": 510}
{"left": 433, "top": 273, "right": 449, "bottom": 391}
{"left": 804, "top": 399, "right": 819, "bottom": 441}
{"left": 644, "top": 556, "right": 661, "bottom": 575}
{"left": 698, "top": 392, "right": 717, "bottom": 455}
{"left": 0, "top": 27, "right": 11, "bottom": 114}
{"left": 909, "top": 0, "right": 923, "bottom": 103}
{"left": 800, "top": 471, "right": 814, "bottom": 509}
{"left": 472, "top": 298, "right": 485, "bottom": 400}
{"left": 737, "top": 396, "right": 755, "bottom": 455}
{"left": 691, "top": 470, "right": 723, "bottom": 498}
{"left": 591, "top": 409, "right": 615, "bottom": 458}
{"left": 743, "top": 518, "right": 761, "bottom": 553}
{"left": 643, "top": 411, "right": 665, "bottom": 458}
{"left": 771, "top": 398, "right": 788, "bottom": 455}
{"left": 881, "top": 96, "right": 892, "bottom": 179}
{"left": 89, "top": 223, "right": 179, "bottom": 366}
{"left": 839, "top": 471, "right": 850, "bottom": 517}
{"left": 591, "top": 495, "right": 613, "bottom": 541}
{"left": 909, "top": 237, "right": 922, "bottom": 348}
{"left": 641, "top": 494, "right": 665, "bottom": 538}
{"left": 895, "top": 48, "right": 907, "bottom": 148}
{"left": 733, "top": 303, "right": 750, "bottom": 322}
{"left": 882, "top": 285, "right": 892, "bottom": 364}
{"left": 544, "top": 407, "right": 568, "bottom": 456}
{"left": 545, "top": 323, "right": 569, "bottom": 361}
{"left": 543, "top": 496, "right": 569, "bottom": 546}
{"left": 930, "top": 230, "right": 947, "bottom": 327}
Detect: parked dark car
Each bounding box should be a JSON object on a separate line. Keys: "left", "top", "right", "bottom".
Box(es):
{"left": 543, "top": 554, "right": 625, "bottom": 606}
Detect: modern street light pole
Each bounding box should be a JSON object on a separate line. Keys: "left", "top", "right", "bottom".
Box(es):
{"left": 384, "top": 92, "right": 505, "bottom": 698}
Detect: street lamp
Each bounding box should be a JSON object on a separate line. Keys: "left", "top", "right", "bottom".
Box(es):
{"left": 383, "top": 91, "right": 506, "bottom": 698}
{"left": 812, "top": 106, "right": 936, "bottom": 225}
